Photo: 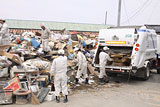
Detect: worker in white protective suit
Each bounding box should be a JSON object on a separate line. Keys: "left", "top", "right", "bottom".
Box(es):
{"left": 40, "top": 24, "right": 51, "bottom": 54}
{"left": 99, "top": 46, "right": 113, "bottom": 84}
{"left": 51, "top": 49, "right": 68, "bottom": 103}
{"left": 0, "top": 19, "right": 10, "bottom": 46}
{"left": 74, "top": 48, "right": 88, "bottom": 84}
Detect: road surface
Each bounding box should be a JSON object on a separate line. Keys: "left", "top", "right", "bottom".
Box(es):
{"left": 3, "top": 72, "right": 160, "bottom": 107}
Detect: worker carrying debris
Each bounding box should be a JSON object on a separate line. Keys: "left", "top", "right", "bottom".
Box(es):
{"left": 0, "top": 18, "right": 10, "bottom": 46}
{"left": 74, "top": 47, "right": 88, "bottom": 84}
{"left": 99, "top": 47, "right": 113, "bottom": 84}
{"left": 40, "top": 24, "right": 51, "bottom": 54}
{"left": 51, "top": 49, "right": 68, "bottom": 103}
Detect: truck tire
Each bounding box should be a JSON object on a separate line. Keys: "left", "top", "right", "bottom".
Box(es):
{"left": 143, "top": 64, "right": 150, "bottom": 80}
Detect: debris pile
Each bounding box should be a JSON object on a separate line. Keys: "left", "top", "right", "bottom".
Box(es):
{"left": 0, "top": 29, "right": 121, "bottom": 105}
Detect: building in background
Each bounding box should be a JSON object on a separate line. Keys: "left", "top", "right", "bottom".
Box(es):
{"left": 6, "top": 19, "right": 111, "bottom": 38}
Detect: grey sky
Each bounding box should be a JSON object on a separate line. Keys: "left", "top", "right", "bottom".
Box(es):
{"left": 0, "top": 0, "right": 160, "bottom": 26}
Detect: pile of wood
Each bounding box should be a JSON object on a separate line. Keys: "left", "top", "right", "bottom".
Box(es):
{"left": 107, "top": 53, "right": 131, "bottom": 66}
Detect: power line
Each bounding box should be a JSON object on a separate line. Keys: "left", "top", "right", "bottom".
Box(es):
{"left": 122, "top": 0, "right": 130, "bottom": 25}
{"left": 121, "top": 0, "right": 152, "bottom": 24}
{"left": 122, "top": 0, "right": 152, "bottom": 24}
{"left": 120, "top": 1, "right": 142, "bottom": 22}
{"left": 147, "top": 0, "right": 157, "bottom": 23}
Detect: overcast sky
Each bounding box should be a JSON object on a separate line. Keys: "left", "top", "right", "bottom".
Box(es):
{"left": 0, "top": 0, "right": 160, "bottom": 26}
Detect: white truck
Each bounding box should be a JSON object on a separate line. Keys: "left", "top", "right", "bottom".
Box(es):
{"left": 93, "top": 25, "right": 159, "bottom": 80}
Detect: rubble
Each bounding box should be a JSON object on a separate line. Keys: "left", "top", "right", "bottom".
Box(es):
{"left": 0, "top": 89, "right": 13, "bottom": 105}
{"left": 0, "top": 30, "right": 122, "bottom": 105}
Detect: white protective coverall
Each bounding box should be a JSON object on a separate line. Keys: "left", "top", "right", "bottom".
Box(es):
{"left": 99, "top": 51, "right": 112, "bottom": 78}
{"left": 41, "top": 27, "right": 51, "bottom": 52}
{"left": 76, "top": 51, "right": 88, "bottom": 79}
{"left": 51, "top": 56, "right": 68, "bottom": 96}
{"left": 0, "top": 23, "right": 10, "bottom": 45}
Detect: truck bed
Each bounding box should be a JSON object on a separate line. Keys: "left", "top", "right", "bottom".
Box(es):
{"left": 94, "top": 46, "right": 133, "bottom": 68}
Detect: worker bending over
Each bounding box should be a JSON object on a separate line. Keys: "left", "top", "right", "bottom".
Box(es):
{"left": 99, "top": 47, "right": 113, "bottom": 84}
{"left": 74, "top": 48, "right": 88, "bottom": 84}
{"left": 51, "top": 50, "right": 68, "bottom": 103}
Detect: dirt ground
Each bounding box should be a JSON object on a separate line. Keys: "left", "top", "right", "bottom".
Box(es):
{"left": 2, "top": 72, "right": 160, "bottom": 107}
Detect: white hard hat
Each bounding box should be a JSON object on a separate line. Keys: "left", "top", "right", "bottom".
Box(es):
{"left": 74, "top": 47, "right": 79, "bottom": 52}
{"left": 58, "top": 49, "right": 64, "bottom": 55}
{"left": 40, "top": 23, "right": 45, "bottom": 27}
{"left": 0, "top": 18, "right": 5, "bottom": 21}
{"left": 103, "top": 46, "right": 109, "bottom": 51}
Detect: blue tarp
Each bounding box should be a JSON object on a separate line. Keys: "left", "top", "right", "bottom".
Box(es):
{"left": 31, "top": 38, "right": 40, "bottom": 48}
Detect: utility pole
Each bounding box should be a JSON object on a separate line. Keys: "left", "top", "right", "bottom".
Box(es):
{"left": 117, "top": 0, "right": 122, "bottom": 27}
{"left": 105, "top": 11, "right": 107, "bottom": 25}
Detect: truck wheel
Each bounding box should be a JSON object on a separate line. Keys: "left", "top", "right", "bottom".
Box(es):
{"left": 143, "top": 64, "right": 150, "bottom": 80}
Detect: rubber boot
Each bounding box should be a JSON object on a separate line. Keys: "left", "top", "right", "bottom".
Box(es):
{"left": 75, "top": 78, "right": 79, "bottom": 84}
{"left": 63, "top": 95, "right": 68, "bottom": 103}
{"left": 99, "top": 78, "right": 105, "bottom": 85}
{"left": 56, "top": 96, "right": 60, "bottom": 103}
{"left": 103, "top": 76, "right": 109, "bottom": 83}
{"left": 85, "top": 78, "right": 89, "bottom": 84}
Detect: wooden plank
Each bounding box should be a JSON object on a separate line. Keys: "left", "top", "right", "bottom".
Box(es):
{"left": 113, "top": 58, "right": 122, "bottom": 63}
{"left": 0, "top": 52, "right": 23, "bottom": 65}
{"left": 87, "top": 63, "right": 98, "bottom": 76}
{"left": 111, "top": 54, "right": 123, "bottom": 58}
{"left": 122, "top": 57, "right": 130, "bottom": 63}
{"left": 0, "top": 45, "right": 12, "bottom": 51}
